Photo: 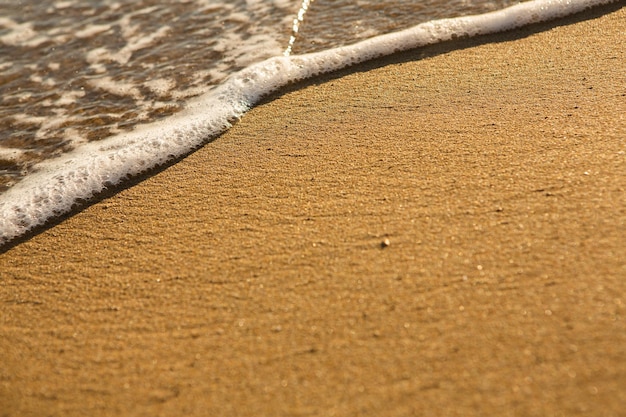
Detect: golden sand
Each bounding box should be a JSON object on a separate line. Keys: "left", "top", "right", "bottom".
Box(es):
{"left": 1, "top": 5, "right": 624, "bottom": 416}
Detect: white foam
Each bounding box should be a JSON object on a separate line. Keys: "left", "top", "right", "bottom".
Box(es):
{"left": 0, "top": 147, "right": 25, "bottom": 161}
{"left": 85, "top": 25, "right": 171, "bottom": 67}
{"left": 75, "top": 24, "right": 112, "bottom": 39}
{"left": 12, "top": 112, "right": 82, "bottom": 141}
{"left": 0, "top": 17, "right": 49, "bottom": 48}
{"left": 55, "top": 90, "right": 86, "bottom": 107}
{"left": 144, "top": 79, "right": 177, "bottom": 97}
{"left": 285, "top": 0, "right": 313, "bottom": 55}
{"left": 88, "top": 76, "right": 144, "bottom": 101}
{"left": 0, "top": 0, "right": 616, "bottom": 246}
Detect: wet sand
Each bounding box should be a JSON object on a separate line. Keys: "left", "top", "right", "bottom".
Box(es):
{"left": 1, "top": 4, "right": 625, "bottom": 416}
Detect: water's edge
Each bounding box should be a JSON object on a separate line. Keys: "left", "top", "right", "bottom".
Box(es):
{"left": 0, "top": 0, "right": 618, "bottom": 249}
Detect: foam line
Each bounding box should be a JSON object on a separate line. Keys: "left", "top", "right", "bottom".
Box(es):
{"left": 0, "top": 0, "right": 617, "bottom": 246}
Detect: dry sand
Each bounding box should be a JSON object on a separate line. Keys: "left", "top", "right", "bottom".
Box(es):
{"left": 1, "top": 4, "right": 625, "bottom": 416}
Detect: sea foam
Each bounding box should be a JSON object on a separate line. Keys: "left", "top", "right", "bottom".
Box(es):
{"left": 0, "top": 0, "right": 616, "bottom": 246}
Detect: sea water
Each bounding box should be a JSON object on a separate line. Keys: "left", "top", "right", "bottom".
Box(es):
{"left": 0, "top": 0, "right": 616, "bottom": 246}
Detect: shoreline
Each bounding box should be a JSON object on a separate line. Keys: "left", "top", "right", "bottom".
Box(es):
{"left": 1, "top": 5, "right": 625, "bottom": 416}
{"left": 0, "top": 0, "right": 621, "bottom": 250}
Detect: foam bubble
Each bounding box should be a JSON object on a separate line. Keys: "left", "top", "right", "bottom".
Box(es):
{"left": 0, "top": 0, "right": 616, "bottom": 246}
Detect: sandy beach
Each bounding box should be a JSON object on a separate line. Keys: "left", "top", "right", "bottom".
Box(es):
{"left": 1, "top": 4, "right": 625, "bottom": 416}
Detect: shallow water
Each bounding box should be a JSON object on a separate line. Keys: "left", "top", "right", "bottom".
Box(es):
{"left": 0, "top": 0, "right": 519, "bottom": 193}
